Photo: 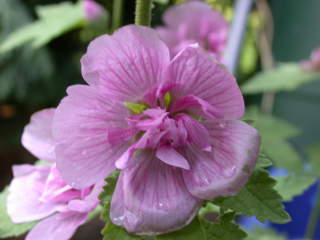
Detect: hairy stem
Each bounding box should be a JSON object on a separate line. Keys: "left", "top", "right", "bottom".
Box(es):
{"left": 112, "top": 0, "right": 124, "bottom": 31}
{"left": 135, "top": 0, "right": 152, "bottom": 26}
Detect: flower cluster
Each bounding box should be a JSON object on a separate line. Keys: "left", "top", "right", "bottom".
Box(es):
{"left": 7, "top": 2, "right": 260, "bottom": 239}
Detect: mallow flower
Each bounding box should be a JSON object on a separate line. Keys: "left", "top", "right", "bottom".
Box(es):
{"left": 7, "top": 109, "right": 102, "bottom": 240}
{"left": 301, "top": 48, "right": 320, "bottom": 71}
{"left": 52, "top": 25, "right": 260, "bottom": 235}
{"left": 83, "top": 0, "right": 104, "bottom": 21}
{"left": 157, "top": 1, "right": 229, "bottom": 59}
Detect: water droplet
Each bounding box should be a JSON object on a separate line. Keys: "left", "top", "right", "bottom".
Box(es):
{"left": 222, "top": 166, "right": 236, "bottom": 178}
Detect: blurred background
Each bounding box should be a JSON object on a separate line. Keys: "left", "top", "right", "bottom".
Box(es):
{"left": 0, "top": 0, "right": 319, "bottom": 239}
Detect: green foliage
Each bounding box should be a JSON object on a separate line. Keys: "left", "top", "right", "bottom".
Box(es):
{"left": 213, "top": 169, "right": 291, "bottom": 223}
{"left": 274, "top": 174, "right": 317, "bottom": 201}
{"left": 242, "top": 63, "right": 320, "bottom": 94}
{"left": 201, "top": 212, "right": 247, "bottom": 240}
{"left": 306, "top": 143, "right": 320, "bottom": 176}
{"left": 246, "top": 108, "right": 303, "bottom": 172}
{"left": 247, "top": 227, "right": 286, "bottom": 240}
{"left": 0, "top": 188, "right": 37, "bottom": 238}
{"left": 0, "top": 1, "right": 85, "bottom": 53}
{"left": 255, "top": 152, "right": 273, "bottom": 169}
{"left": 0, "top": 0, "right": 54, "bottom": 104}
{"left": 102, "top": 223, "right": 141, "bottom": 240}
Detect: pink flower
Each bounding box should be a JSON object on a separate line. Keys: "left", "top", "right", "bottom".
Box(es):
{"left": 7, "top": 109, "right": 102, "bottom": 240}
{"left": 301, "top": 48, "right": 320, "bottom": 71}
{"left": 157, "top": 1, "right": 229, "bottom": 59}
{"left": 52, "top": 25, "right": 260, "bottom": 235}
{"left": 83, "top": 0, "right": 104, "bottom": 21}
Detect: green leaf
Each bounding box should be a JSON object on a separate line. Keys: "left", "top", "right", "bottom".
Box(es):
{"left": 0, "top": 1, "right": 85, "bottom": 53}
{"left": 99, "top": 171, "right": 120, "bottom": 222}
{"left": 213, "top": 169, "right": 291, "bottom": 224}
{"left": 245, "top": 108, "right": 303, "bottom": 172}
{"left": 242, "top": 63, "right": 320, "bottom": 94}
{"left": 274, "top": 174, "right": 317, "bottom": 201}
{"left": 0, "top": 188, "right": 37, "bottom": 238}
{"left": 246, "top": 227, "right": 286, "bottom": 240}
{"left": 102, "top": 223, "right": 141, "bottom": 240}
{"left": 306, "top": 143, "right": 320, "bottom": 176}
{"left": 255, "top": 152, "right": 273, "bottom": 169}
{"left": 158, "top": 218, "right": 206, "bottom": 240}
{"left": 0, "top": 0, "right": 54, "bottom": 104}
{"left": 201, "top": 212, "right": 247, "bottom": 240}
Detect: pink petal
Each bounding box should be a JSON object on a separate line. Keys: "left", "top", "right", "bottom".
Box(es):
{"left": 7, "top": 164, "right": 63, "bottom": 223}
{"left": 110, "top": 150, "right": 200, "bottom": 235}
{"left": 83, "top": 0, "right": 104, "bottom": 21}
{"left": 156, "top": 145, "right": 190, "bottom": 170}
{"left": 26, "top": 212, "right": 87, "bottom": 240}
{"left": 81, "top": 25, "right": 170, "bottom": 101}
{"left": 68, "top": 181, "right": 104, "bottom": 213}
{"left": 53, "top": 85, "right": 131, "bottom": 189}
{"left": 166, "top": 46, "right": 244, "bottom": 119}
{"left": 182, "top": 120, "right": 260, "bottom": 199}
{"left": 21, "top": 109, "right": 56, "bottom": 162}
{"left": 177, "top": 114, "right": 211, "bottom": 152}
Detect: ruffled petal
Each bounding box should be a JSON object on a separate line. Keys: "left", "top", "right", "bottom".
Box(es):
{"left": 110, "top": 150, "right": 200, "bottom": 235}
{"left": 7, "top": 164, "right": 63, "bottom": 223}
{"left": 53, "top": 85, "right": 131, "bottom": 189}
{"left": 166, "top": 46, "right": 244, "bottom": 119}
{"left": 21, "top": 109, "right": 56, "bottom": 162}
{"left": 156, "top": 145, "right": 190, "bottom": 170}
{"left": 26, "top": 212, "right": 87, "bottom": 240}
{"left": 81, "top": 25, "right": 170, "bottom": 101}
{"left": 182, "top": 120, "right": 260, "bottom": 199}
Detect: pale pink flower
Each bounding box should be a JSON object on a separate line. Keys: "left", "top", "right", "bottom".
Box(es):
{"left": 83, "top": 0, "right": 104, "bottom": 21}
{"left": 157, "top": 1, "right": 229, "bottom": 59}
{"left": 7, "top": 109, "right": 102, "bottom": 240}
{"left": 301, "top": 48, "right": 320, "bottom": 71}
{"left": 52, "top": 25, "right": 260, "bottom": 235}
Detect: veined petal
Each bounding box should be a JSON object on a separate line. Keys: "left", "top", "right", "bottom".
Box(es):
{"left": 7, "top": 164, "right": 63, "bottom": 223}
{"left": 25, "top": 212, "right": 87, "bottom": 240}
{"left": 166, "top": 46, "right": 244, "bottom": 119}
{"left": 111, "top": 150, "right": 200, "bottom": 235}
{"left": 182, "top": 120, "right": 260, "bottom": 199}
{"left": 53, "top": 85, "right": 131, "bottom": 189}
{"left": 156, "top": 145, "right": 190, "bottom": 170}
{"left": 81, "top": 25, "right": 170, "bottom": 101}
{"left": 21, "top": 109, "right": 56, "bottom": 162}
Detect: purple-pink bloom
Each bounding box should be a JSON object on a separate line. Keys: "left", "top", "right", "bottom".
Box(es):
{"left": 301, "top": 48, "right": 320, "bottom": 71}
{"left": 83, "top": 0, "right": 104, "bottom": 21}
{"left": 157, "top": 1, "right": 229, "bottom": 59}
{"left": 7, "top": 109, "right": 102, "bottom": 240}
{"left": 52, "top": 25, "right": 260, "bottom": 235}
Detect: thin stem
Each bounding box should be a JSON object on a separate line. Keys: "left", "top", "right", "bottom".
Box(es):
{"left": 135, "top": 0, "right": 152, "bottom": 26}
{"left": 223, "top": 0, "right": 255, "bottom": 74}
{"left": 256, "top": 0, "right": 275, "bottom": 114}
{"left": 305, "top": 181, "right": 320, "bottom": 239}
{"left": 112, "top": 0, "right": 124, "bottom": 31}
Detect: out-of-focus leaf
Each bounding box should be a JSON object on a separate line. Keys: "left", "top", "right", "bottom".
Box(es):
{"left": 101, "top": 223, "right": 141, "bottom": 240}
{"left": 154, "top": 0, "right": 169, "bottom": 4}
{"left": 246, "top": 227, "right": 286, "bottom": 240}
{"left": 274, "top": 174, "right": 317, "bottom": 201}
{"left": 213, "top": 169, "right": 291, "bottom": 224}
{"left": 0, "top": 2, "right": 85, "bottom": 53}
{"left": 246, "top": 107, "right": 303, "bottom": 172}
{"left": 242, "top": 64, "right": 320, "bottom": 94}
{"left": 306, "top": 143, "right": 320, "bottom": 176}
{"left": 0, "top": 0, "right": 54, "bottom": 104}
{"left": 0, "top": 188, "right": 37, "bottom": 238}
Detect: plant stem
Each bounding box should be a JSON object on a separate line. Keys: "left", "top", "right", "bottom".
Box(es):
{"left": 135, "top": 0, "right": 152, "bottom": 26}
{"left": 223, "top": 0, "right": 255, "bottom": 74}
{"left": 112, "top": 0, "right": 124, "bottom": 31}
{"left": 305, "top": 181, "right": 320, "bottom": 239}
